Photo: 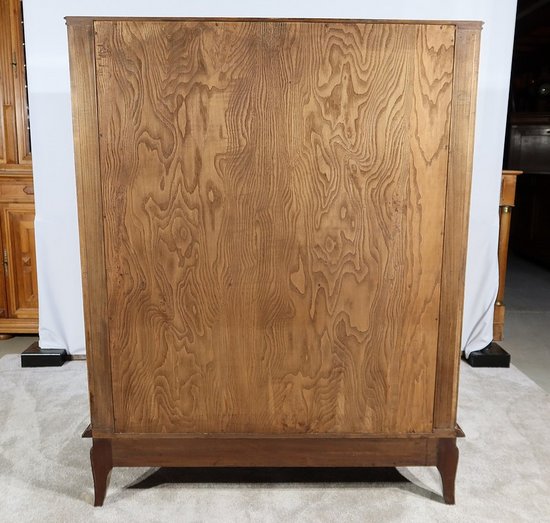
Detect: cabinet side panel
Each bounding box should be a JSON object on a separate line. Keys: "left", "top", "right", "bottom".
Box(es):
{"left": 67, "top": 20, "right": 114, "bottom": 432}
{"left": 433, "top": 27, "right": 481, "bottom": 430}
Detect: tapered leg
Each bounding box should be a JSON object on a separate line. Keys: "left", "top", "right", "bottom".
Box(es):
{"left": 437, "top": 438, "right": 459, "bottom": 504}
{"left": 90, "top": 438, "right": 113, "bottom": 506}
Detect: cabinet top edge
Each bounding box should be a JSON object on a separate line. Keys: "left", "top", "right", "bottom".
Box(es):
{"left": 65, "top": 16, "right": 483, "bottom": 29}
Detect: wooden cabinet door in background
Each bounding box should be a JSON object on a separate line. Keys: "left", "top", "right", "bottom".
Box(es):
{"left": 67, "top": 17, "right": 481, "bottom": 506}
{"left": 0, "top": 0, "right": 31, "bottom": 166}
{"left": 1, "top": 203, "right": 38, "bottom": 318}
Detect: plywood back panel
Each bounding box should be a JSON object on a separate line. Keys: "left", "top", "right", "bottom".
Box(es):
{"left": 93, "top": 20, "right": 455, "bottom": 434}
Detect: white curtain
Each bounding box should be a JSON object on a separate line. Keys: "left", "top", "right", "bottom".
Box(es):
{"left": 23, "top": 0, "right": 517, "bottom": 356}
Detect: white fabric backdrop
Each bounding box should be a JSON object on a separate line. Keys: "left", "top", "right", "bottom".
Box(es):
{"left": 23, "top": 0, "right": 518, "bottom": 356}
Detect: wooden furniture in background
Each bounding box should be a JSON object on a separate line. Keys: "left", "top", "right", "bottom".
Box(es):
{"left": 465, "top": 169, "right": 518, "bottom": 366}
{"left": 0, "top": 0, "right": 38, "bottom": 337}
{"left": 508, "top": 115, "right": 550, "bottom": 174}
{"left": 508, "top": 114, "right": 550, "bottom": 267}
{"left": 493, "top": 170, "right": 522, "bottom": 341}
{"left": 67, "top": 17, "right": 481, "bottom": 506}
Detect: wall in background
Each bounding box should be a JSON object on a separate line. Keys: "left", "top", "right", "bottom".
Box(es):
{"left": 23, "top": 0, "right": 518, "bottom": 355}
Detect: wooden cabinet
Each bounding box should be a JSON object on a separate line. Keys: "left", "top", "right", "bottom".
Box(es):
{"left": 507, "top": 115, "right": 550, "bottom": 266}
{"left": 0, "top": 0, "right": 38, "bottom": 336}
{"left": 508, "top": 116, "right": 550, "bottom": 175}
{"left": 67, "top": 17, "right": 481, "bottom": 506}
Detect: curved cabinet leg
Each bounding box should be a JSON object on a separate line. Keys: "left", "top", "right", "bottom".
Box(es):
{"left": 437, "top": 438, "right": 458, "bottom": 504}
{"left": 90, "top": 438, "right": 113, "bottom": 506}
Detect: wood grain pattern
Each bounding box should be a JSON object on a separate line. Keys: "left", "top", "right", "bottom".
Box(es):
{"left": 433, "top": 27, "right": 480, "bottom": 429}
{"left": 67, "top": 19, "right": 114, "bottom": 432}
{"left": 93, "top": 20, "right": 456, "bottom": 434}
{"left": 0, "top": 0, "right": 37, "bottom": 335}
{"left": 1, "top": 203, "right": 38, "bottom": 317}
{"left": 0, "top": 318, "right": 37, "bottom": 332}
{"left": 493, "top": 170, "right": 521, "bottom": 341}
{"left": 109, "top": 435, "right": 438, "bottom": 467}
{"left": 66, "top": 17, "right": 482, "bottom": 29}
{"left": 9, "top": 0, "right": 31, "bottom": 164}
{"left": 0, "top": 175, "right": 38, "bottom": 334}
{"left": 0, "top": 0, "right": 31, "bottom": 166}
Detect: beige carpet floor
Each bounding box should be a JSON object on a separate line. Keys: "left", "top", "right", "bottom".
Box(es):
{"left": 1, "top": 351, "right": 550, "bottom": 522}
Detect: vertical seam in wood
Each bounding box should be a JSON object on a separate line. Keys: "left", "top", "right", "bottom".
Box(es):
{"left": 432, "top": 25, "right": 459, "bottom": 431}
{"left": 433, "top": 26, "right": 480, "bottom": 429}
{"left": 68, "top": 18, "right": 114, "bottom": 432}
{"left": 91, "top": 21, "right": 117, "bottom": 433}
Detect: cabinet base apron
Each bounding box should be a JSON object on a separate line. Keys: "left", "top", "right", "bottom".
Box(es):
{"left": 87, "top": 432, "right": 460, "bottom": 506}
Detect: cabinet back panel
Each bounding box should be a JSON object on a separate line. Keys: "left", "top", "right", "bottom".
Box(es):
{"left": 94, "top": 20, "right": 455, "bottom": 434}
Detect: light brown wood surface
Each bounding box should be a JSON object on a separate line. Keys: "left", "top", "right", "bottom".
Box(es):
{"left": 1, "top": 203, "right": 38, "bottom": 317}
{"left": 0, "top": 0, "right": 31, "bottom": 166}
{"left": 433, "top": 26, "right": 480, "bottom": 429}
{"left": 67, "top": 19, "right": 114, "bottom": 432}
{"left": 0, "top": 0, "right": 17, "bottom": 165}
{"left": 500, "top": 170, "right": 522, "bottom": 206}
{"left": 493, "top": 170, "right": 522, "bottom": 341}
{"left": 0, "top": 175, "right": 38, "bottom": 333}
{"left": 92, "top": 20, "right": 455, "bottom": 434}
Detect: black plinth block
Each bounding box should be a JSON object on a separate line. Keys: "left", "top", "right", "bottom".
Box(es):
{"left": 463, "top": 342, "right": 511, "bottom": 368}
{"left": 21, "top": 341, "right": 68, "bottom": 367}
